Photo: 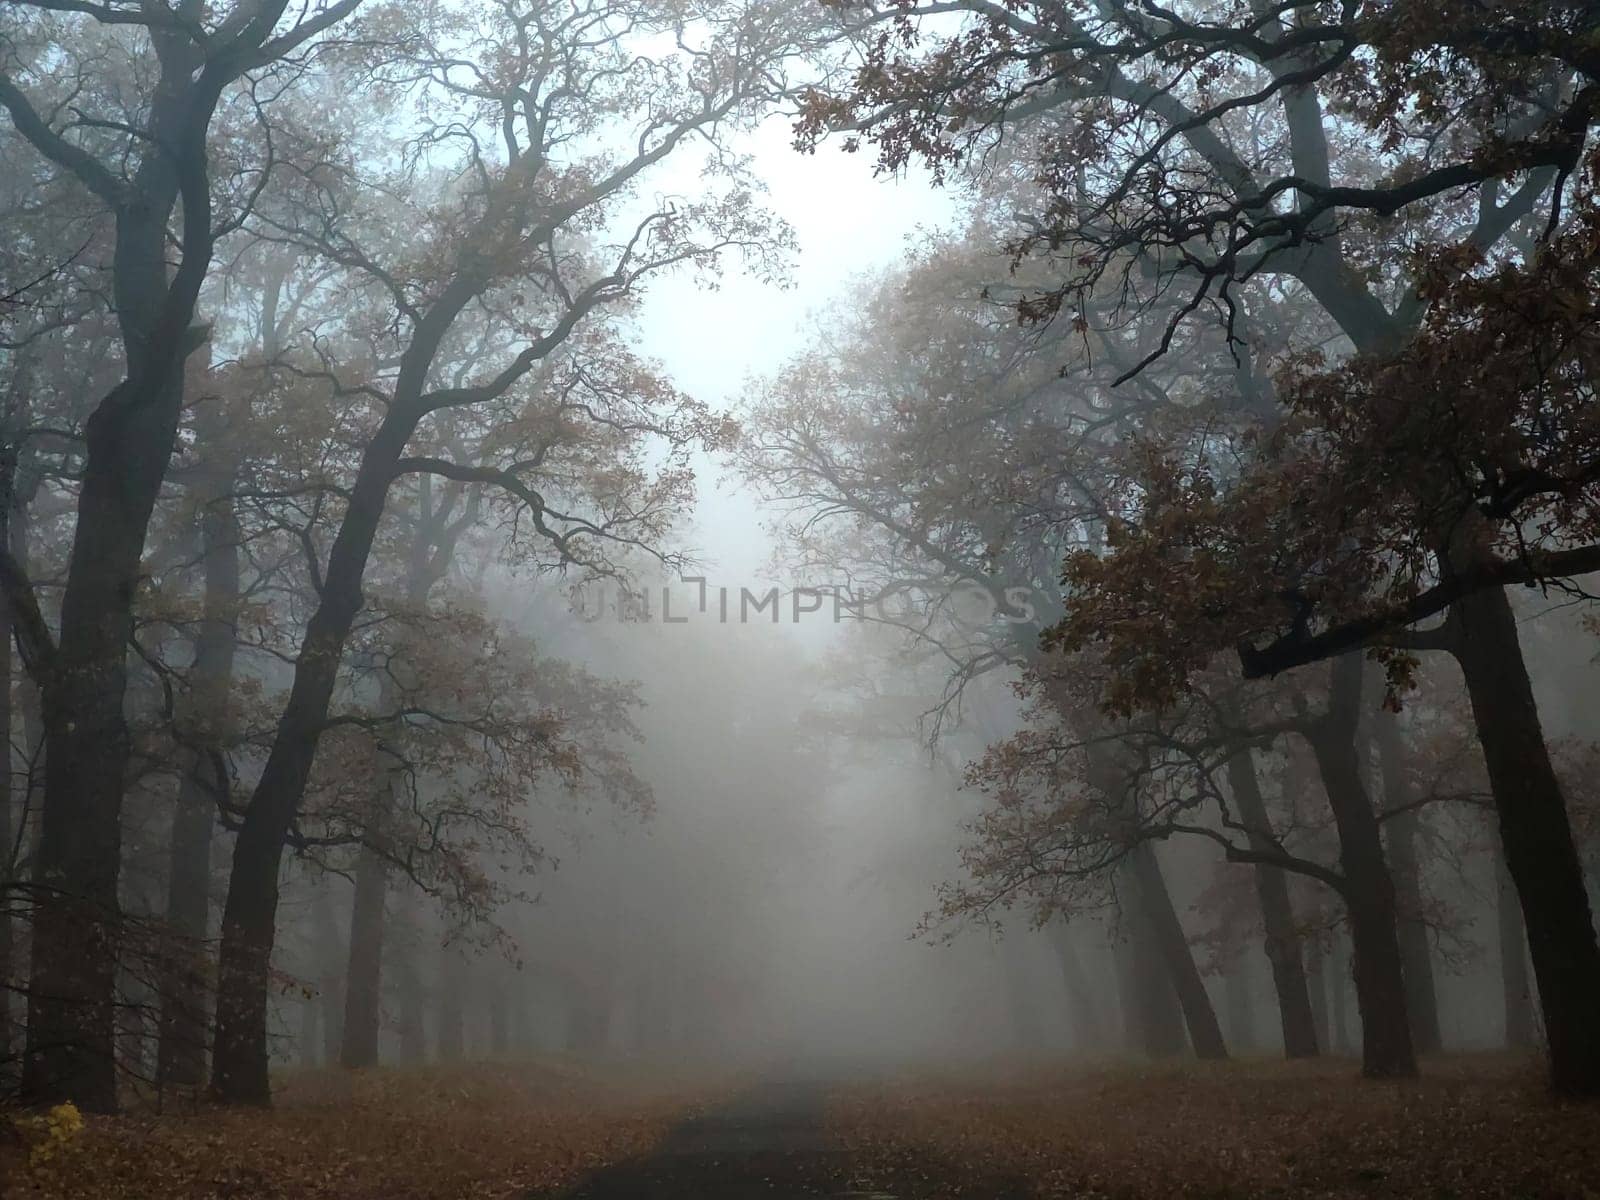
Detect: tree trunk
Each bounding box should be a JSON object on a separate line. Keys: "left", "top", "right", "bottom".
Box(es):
{"left": 1225, "top": 747, "right": 1320, "bottom": 1057}
{"left": 1451, "top": 584, "right": 1600, "bottom": 1094}
{"left": 1129, "top": 841, "right": 1228, "bottom": 1059}
{"left": 154, "top": 753, "right": 219, "bottom": 1091}
{"left": 1329, "top": 934, "right": 1352, "bottom": 1054}
{"left": 1304, "top": 655, "right": 1416, "bottom": 1078}
{"left": 210, "top": 406, "right": 420, "bottom": 1104}
{"left": 0, "top": 445, "right": 14, "bottom": 1074}
{"left": 1494, "top": 829, "right": 1538, "bottom": 1050}
{"left": 340, "top": 843, "right": 388, "bottom": 1069}
{"left": 157, "top": 378, "right": 238, "bottom": 1091}
{"left": 307, "top": 885, "right": 343, "bottom": 1068}
{"left": 392, "top": 902, "right": 428, "bottom": 1064}
{"left": 1305, "top": 929, "right": 1330, "bottom": 1052}
{"left": 300, "top": 989, "right": 321, "bottom": 1069}
{"left": 17, "top": 37, "right": 225, "bottom": 1095}
{"left": 1373, "top": 713, "right": 1443, "bottom": 1056}
{"left": 339, "top": 476, "right": 460, "bottom": 1072}
{"left": 1385, "top": 809, "right": 1442, "bottom": 1055}
{"left": 1113, "top": 927, "right": 1185, "bottom": 1058}
{"left": 24, "top": 363, "right": 192, "bottom": 1111}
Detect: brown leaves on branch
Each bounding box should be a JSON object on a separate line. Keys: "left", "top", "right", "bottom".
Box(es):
{"left": 1049, "top": 202, "right": 1600, "bottom": 714}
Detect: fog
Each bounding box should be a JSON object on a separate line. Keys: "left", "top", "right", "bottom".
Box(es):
{"left": 3, "top": 7, "right": 1599, "bottom": 1172}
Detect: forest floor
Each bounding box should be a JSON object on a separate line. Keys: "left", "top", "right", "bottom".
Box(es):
{"left": 2, "top": 1058, "right": 740, "bottom": 1200}
{"left": 824, "top": 1053, "right": 1600, "bottom": 1198}
{"left": 4, "top": 1053, "right": 1597, "bottom": 1198}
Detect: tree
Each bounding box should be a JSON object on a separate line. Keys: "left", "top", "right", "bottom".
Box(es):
{"left": 207, "top": 0, "right": 814, "bottom": 1104}
{"left": 739, "top": 235, "right": 1238, "bottom": 1061}
{"left": 806, "top": 0, "right": 1600, "bottom": 1095}
{"left": 0, "top": 0, "right": 364, "bottom": 1110}
{"left": 1051, "top": 225, "right": 1600, "bottom": 1090}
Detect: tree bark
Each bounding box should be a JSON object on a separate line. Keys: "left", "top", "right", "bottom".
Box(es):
{"left": 1113, "top": 926, "right": 1186, "bottom": 1057}
{"left": 1129, "top": 841, "right": 1228, "bottom": 1059}
{"left": 1373, "top": 713, "right": 1443, "bottom": 1056}
{"left": 1450, "top": 583, "right": 1600, "bottom": 1094}
{"left": 1305, "top": 929, "right": 1330, "bottom": 1052}
{"left": 1329, "top": 934, "right": 1352, "bottom": 1055}
{"left": 157, "top": 371, "right": 239, "bottom": 1091}
{"left": 1303, "top": 655, "right": 1417, "bottom": 1078}
{"left": 394, "top": 930, "right": 428, "bottom": 1064}
{"left": 307, "top": 885, "right": 343, "bottom": 1069}
{"left": 299, "top": 987, "right": 321, "bottom": 1069}
{"left": 339, "top": 842, "right": 388, "bottom": 1069}
{"left": 1494, "top": 835, "right": 1537, "bottom": 1050}
{"left": 23, "top": 363, "right": 190, "bottom": 1111}
{"left": 1225, "top": 747, "right": 1320, "bottom": 1057}
{"left": 0, "top": 449, "right": 13, "bottom": 1075}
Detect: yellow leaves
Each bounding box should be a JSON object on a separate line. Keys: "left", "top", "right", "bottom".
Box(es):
{"left": 17, "top": 1101, "right": 86, "bottom": 1168}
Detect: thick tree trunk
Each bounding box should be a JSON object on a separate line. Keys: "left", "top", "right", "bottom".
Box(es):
{"left": 1373, "top": 714, "right": 1443, "bottom": 1056}
{"left": 154, "top": 754, "right": 220, "bottom": 1090}
{"left": 340, "top": 843, "right": 388, "bottom": 1069}
{"left": 1225, "top": 748, "right": 1320, "bottom": 1058}
{"left": 1494, "top": 837, "right": 1537, "bottom": 1050}
{"left": 1385, "top": 810, "right": 1442, "bottom": 1054}
{"left": 157, "top": 381, "right": 238, "bottom": 1091}
{"left": 24, "top": 365, "right": 190, "bottom": 1111}
{"left": 1304, "top": 655, "right": 1416, "bottom": 1078}
{"left": 307, "top": 885, "right": 343, "bottom": 1069}
{"left": 1305, "top": 930, "right": 1330, "bottom": 1052}
{"left": 389, "top": 894, "right": 428, "bottom": 1063}
{"left": 395, "top": 945, "right": 428, "bottom": 1064}
{"left": 1329, "top": 935, "right": 1352, "bottom": 1054}
{"left": 1113, "top": 893, "right": 1186, "bottom": 1057}
{"left": 1451, "top": 584, "right": 1600, "bottom": 1094}
{"left": 1129, "top": 841, "right": 1228, "bottom": 1059}
{"left": 18, "top": 37, "right": 223, "bottom": 1096}
{"left": 299, "top": 989, "right": 321, "bottom": 1069}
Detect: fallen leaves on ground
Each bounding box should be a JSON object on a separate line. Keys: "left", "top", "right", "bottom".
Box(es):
{"left": 2, "top": 1058, "right": 733, "bottom": 1200}
{"left": 826, "top": 1053, "right": 1600, "bottom": 1198}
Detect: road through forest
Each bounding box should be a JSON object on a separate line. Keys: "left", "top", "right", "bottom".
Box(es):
{"left": 535, "top": 1074, "right": 1022, "bottom": 1199}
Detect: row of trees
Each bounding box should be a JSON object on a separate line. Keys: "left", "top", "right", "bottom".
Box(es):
{"left": 0, "top": 0, "right": 831, "bottom": 1110}
{"left": 745, "top": 0, "right": 1600, "bottom": 1094}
